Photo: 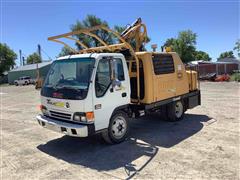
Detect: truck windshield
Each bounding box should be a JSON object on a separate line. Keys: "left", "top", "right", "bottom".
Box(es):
{"left": 41, "top": 58, "right": 95, "bottom": 100}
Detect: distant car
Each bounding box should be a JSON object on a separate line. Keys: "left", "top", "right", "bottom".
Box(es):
{"left": 14, "top": 76, "right": 34, "bottom": 86}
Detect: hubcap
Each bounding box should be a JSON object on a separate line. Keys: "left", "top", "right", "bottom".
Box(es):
{"left": 111, "top": 116, "right": 127, "bottom": 139}
{"left": 175, "top": 101, "right": 183, "bottom": 118}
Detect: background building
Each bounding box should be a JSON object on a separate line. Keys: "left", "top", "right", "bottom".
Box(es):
{"left": 8, "top": 61, "right": 52, "bottom": 84}
{"left": 188, "top": 58, "right": 239, "bottom": 76}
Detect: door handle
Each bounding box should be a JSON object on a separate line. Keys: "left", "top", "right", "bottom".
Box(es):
{"left": 110, "top": 88, "right": 114, "bottom": 92}
{"left": 122, "top": 92, "right": 127, "bottom": 97}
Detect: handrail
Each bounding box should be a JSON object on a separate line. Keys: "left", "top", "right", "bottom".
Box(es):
{"left": 50, "top": 39, "right": 78, "bottom": 53}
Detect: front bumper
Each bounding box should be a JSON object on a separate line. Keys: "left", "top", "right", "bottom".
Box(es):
{"left": 36, "top": 115, "right": 94, "bottom": 137}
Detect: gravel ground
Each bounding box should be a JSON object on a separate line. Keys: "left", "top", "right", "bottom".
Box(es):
{"left": 1, "top": 82, "right": 239, "bottom": 179}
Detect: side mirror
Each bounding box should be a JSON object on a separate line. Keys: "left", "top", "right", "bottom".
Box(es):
{"left": 112, "top": 79, "right": 121, "bottom": 88}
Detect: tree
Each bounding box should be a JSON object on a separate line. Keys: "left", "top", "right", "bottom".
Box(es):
{"left": 0, "top": 43, "right": 17, "bottom": 75}
{"left": 58, "top": 46, "right": 74, "bottom": 57}
{"left": 163, "top": 30, "right": 197, "bottom": 63}
{"left": 163, "top": 38, "right": 177, "bottom": 49}
{"left": 26, "top": 52, "right": 41, "bottom": 64}
{"left": 217, "top": 51, "right": 235, "bottom": 60}
{"left": 114, "top": 25, "right": 125, "bottom": 34}
{"left": 71, "top": 15, "right": 113, "bottom": 50}
{"left": 233, "top": 39, "right": 240, "bottom": 58}
{"left": 194, "top": 51, "right": 211, "bottom": 61}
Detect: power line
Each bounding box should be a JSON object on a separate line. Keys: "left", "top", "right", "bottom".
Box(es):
{"left": 41, "top": 48, "right": 52, "bottom": 60}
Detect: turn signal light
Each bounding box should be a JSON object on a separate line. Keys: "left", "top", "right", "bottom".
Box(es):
{"left": 86, "top": 112, "right": 94, "bottom": 121}
{"left": 38, "top": 105, "right": 48, "bottom": 115}
{"left": 38, "top": 105, "right": 46, "bottom": 111}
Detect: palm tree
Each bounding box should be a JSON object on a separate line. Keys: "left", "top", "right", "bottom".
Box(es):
{"left": 71, "top": 15, "right": 113, "bottom": 50}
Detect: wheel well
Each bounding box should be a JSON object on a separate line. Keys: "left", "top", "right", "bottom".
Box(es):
{"left": 111, "top": 104, "right": 132, "bottom": 118}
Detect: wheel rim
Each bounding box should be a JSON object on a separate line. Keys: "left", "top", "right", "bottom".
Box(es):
{"left": 175, "top": 101, "right": 183, "bottom": 118}
{"left": 111, "top": 116, "right": 127, "bottom": 139}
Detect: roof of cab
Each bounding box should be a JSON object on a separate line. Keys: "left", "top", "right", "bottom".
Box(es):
{"left": 57, "top": 53, "right": 125, "bottom": 60}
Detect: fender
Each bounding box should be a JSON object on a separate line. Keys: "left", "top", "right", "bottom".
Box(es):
{"left": 94, "top": 104, "right": 131, "bottom": 134}
{"left": 111, "top": 104, "right": 132, "bottom": 118}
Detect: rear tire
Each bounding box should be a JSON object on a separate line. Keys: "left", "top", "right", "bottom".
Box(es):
{"left": 102, "top": 111, "right": 129, "bottom": 144}
{"left": 166, "top": 101, "right": 184, "bottom": 122}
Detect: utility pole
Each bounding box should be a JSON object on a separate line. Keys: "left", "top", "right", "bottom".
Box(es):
{"left": 36, "top": 44, "right": 41, "bottom": 87}
{"left": 19, "top": 50, "right": 22, "bottom": 66}
{"left": 22, "top": 57, "right": 25, "bottom": 66}
{"left": 37, "top": 44, "right": 42, "bottom": 61}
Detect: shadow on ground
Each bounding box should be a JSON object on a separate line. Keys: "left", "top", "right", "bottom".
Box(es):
{"left": 37, "top": 113, "right": 211, "bottom": 178}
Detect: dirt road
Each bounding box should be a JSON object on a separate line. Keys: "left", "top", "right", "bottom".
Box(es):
{"left": 1, "top": 82, "right": 239, "bottom": 179}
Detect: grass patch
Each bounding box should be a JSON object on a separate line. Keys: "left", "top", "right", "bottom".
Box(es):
{"left": 230, "top": 73, "right": 240, "bottom": 82}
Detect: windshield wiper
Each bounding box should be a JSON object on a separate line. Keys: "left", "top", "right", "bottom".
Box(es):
{"left": 55, "top": 85, "right": 81, "bottom": 92}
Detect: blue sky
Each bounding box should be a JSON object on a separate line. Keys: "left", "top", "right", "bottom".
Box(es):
{"left": 1, "top": 0, "right": 239, "bottom": 66}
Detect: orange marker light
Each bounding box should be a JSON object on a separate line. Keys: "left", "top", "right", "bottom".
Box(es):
{"left": 86, "top": 112, "right": 94, "bottom": 121}
{"left": 38, "top": 105, "right": 47, "bottom": 111}
{"left": 38, "top": 105, "right": 43, "bottom": 110}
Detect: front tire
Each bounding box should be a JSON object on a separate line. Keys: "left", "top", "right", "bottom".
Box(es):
{"left": 102, "top": 111, "right": 129, "bottom": 144}
{"left": 166, "top": 101, "right": 184, "bottom": 122}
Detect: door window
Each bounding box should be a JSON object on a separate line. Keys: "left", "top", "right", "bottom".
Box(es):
{"left": 114, "top": 59, "right": 125, "bottom": 81}
{"left": 95, "top": 59, "right": 111, "bottom": 97}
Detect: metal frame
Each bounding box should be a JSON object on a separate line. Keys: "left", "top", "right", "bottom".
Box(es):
{"left": 48, "top": 24, "right": 147, "bottom": 103}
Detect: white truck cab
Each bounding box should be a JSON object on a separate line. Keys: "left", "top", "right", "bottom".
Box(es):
{"left": 37, "top": 53, "right": 131, "bottom": 143}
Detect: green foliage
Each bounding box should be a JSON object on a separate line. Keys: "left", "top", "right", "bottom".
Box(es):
{"left": 233, "top": 39, "right": 240, "bottom": 58}
{"left": 230, "top": 72, "right": 240, "bottom": 82}
{"left": 217, "top": 51, "right": 235, "bottom": 60}
{"left": 164, "top": 38, "right": 176, "bottom": 49}
{"left": 71, "top": 15, "right": 113, "bottom": 50}
{"left": 26, "top": 52, "right": 41, "bottom": 64}
{"left": 58, "top": 46, "right": 74, "bottom": 57}
{"left": 0, "top": 43, "right": 17, "bottom": 75}
{"left": 194, "top": 51, "right": 211, "bottom": 61}
{"left": 163, "top": 30, "right": 197, "bottom": 63}
{"left": 114, "top": 25, "right": 125, "bottom": 34}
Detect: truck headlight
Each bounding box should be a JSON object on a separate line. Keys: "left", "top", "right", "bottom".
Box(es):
{"left": 39, "top": 105, "right": 48, "bottom": 115}
{"left": 73, "top": 114, "right": 81, "bottom": 122}
{"left": 73, "top": 112, "right": 94, "bottom": 123}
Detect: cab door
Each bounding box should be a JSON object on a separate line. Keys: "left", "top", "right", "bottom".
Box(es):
{"left": 92, "top": 57, "right": 130, "bottom": 131}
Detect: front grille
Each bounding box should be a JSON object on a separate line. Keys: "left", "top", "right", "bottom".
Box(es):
{"left": 49, "top": 110, "right": 71, "bottom": 121}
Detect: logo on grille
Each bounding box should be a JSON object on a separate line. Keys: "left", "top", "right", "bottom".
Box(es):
{"left": 65, "top": 102, "right": 70, "bottom": 108}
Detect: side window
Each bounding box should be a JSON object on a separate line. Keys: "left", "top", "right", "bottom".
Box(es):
{"left": 114, "top": 59, "right": 125, "bottom": 81}
{"left": 95, "top": 59, "right": 111, "bottom": 97}
{"left": 152, "top": 54, "right": 175, "bottom": 75}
